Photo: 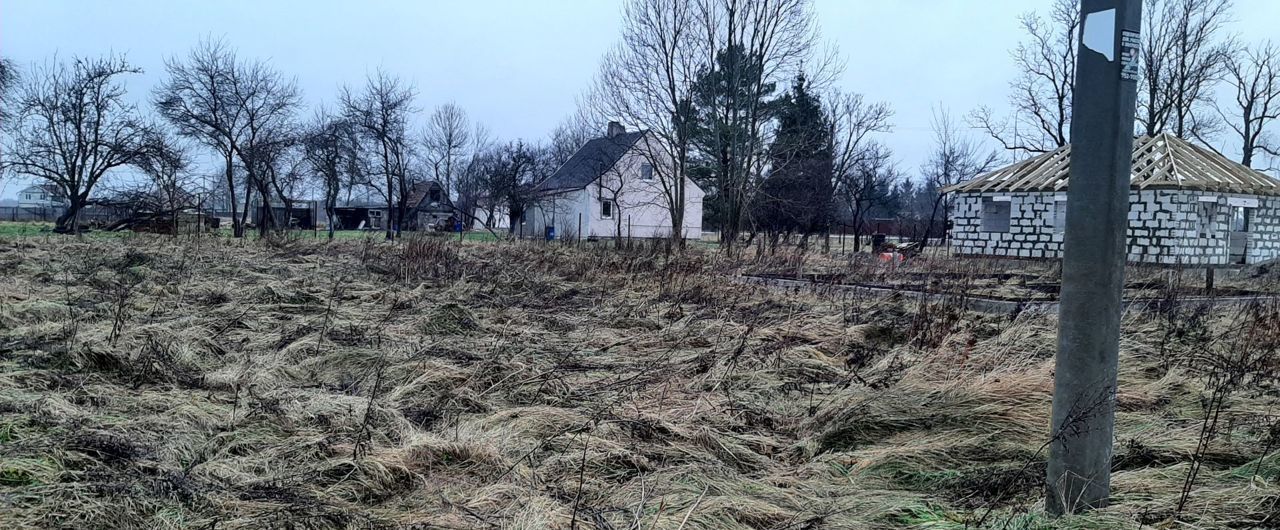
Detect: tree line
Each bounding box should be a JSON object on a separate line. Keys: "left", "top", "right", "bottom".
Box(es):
{"left": 0, "top": 0, "right": 902, "bottom": 246}
{"left": 1, "top": 0, "right": 1268, "bottom": 247}
{"left": 0, "top": 41, "right": 556, "bottom": 238}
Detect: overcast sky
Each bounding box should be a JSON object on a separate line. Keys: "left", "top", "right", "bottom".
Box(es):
{"left": 3, "top": 0, "right": 1279, "bottom": 198}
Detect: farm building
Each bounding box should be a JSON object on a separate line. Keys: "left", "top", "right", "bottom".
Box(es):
{"left": 519, "top": 122, "right": 704, "bottom": 240}
{"left": 403, "top": 180, "right": 454, "bottom": 230}
{"left": 330, "top": 181, "right": 454, "bottom": 232}
{"left": 945, "top": 133, "right": 1280, "bottom": 266}
{"left": 250, "top": 198, "right": 320, "bottom": 229}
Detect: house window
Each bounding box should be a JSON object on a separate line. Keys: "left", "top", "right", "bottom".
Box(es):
{"left": 980, "top": 197, "right": 1011, "bottom": 233}
{"left": 1052, "top": 199, "right": 1067, "bottom": 234}
{"left": 1231, "top": 206, "right": 1252, "bottom": 232}
{"left": 601, "top": 199, "right": 614, "bottom": 219}
{"left": 640, "top": 163, "right": 654, "bottom": 180}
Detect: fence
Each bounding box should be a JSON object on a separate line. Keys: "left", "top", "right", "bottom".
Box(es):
{"left": 0, "top": 206, "right": 139, "bottom": 225}
{"left": 0, "top": 206, "right": 63, "bottom": 222}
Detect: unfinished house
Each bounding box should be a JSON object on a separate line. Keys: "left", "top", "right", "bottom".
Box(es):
{"left": 946, "top": 134, "right": 1280, "bottom": 265}
{"left": 519, "top": 122, "right": 704, "bottom": 240}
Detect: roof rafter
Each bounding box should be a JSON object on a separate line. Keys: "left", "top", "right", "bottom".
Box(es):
{"left": 943, "top": 133, "right": 1280, "bottom": 195}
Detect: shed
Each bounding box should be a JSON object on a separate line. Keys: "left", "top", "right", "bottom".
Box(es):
{"left": 944, "top": 133, "right": 1280, "bottom": 265}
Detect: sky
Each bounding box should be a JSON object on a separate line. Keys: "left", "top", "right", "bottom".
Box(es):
{"left": 2, "top": 0, "right": 1280, "bottom": 199}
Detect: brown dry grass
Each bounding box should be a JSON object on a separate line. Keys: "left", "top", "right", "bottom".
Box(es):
{"left": 0, "top": 234, "right": 1278, "bottom": 529}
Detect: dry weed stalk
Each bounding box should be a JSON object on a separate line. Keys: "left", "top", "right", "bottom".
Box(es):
{"left": 2, "top": 233, "right": 1280, "bottom": 528}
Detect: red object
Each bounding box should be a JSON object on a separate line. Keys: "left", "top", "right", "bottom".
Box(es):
{"left": 878, "top": 252, "right": 905, "bottom": 264}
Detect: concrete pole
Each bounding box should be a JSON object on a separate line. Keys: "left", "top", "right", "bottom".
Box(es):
{"left": 1048, "top": 0, "right": 1141, "bottom": 515}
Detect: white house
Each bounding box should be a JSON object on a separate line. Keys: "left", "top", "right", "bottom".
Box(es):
{"left": 945, "top": 134, "right": 1280, "bottom": 266}
{"left": 17, "top": 183, "right": 68, "bottom": 209}
{"left": 519, "top": 122, "right": 704, "bottom": 240}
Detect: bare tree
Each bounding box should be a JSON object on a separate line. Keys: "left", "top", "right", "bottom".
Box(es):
{"left": 547, "top": 110, "right": 596, "bottom": 168}
{"left": 1138, "top": 0, "right": 1235, "bottom": 139}
{"left": 303, "top": 106, "right": 353, "bottom": 239}
{"left": 591, "top": 0, "right": 832, "bottom": 248}
{"left": 243, "top": 127, "right": 303, "bottom": 236}
{"left": 478, "top": 140, "right": 537, "bottom": 234}
{"left": 0, "top": 57, "right": 17, "bottom": 123}
{"left": 134, "top": 126, "right": 197, "bottom": 233}
{"left": 834, "top": 143, "right": 895, "bottom": 252}
{"left": 920, "top": 108, "right": 999, "bottom": 248}
{"left": 593, "top": 0, "right": 701, "bottom": 247}
{"left": 155, "top": 39, "right": 252, "bottom": 237}
{"left": 458, "top": 152, "right": 492, "bottom": 230}
{"left": 422, "top": 102, "right": 471, "bottom": 206}
{"left": 454, "top": 123, "right": 493, "bottom": 229}
{"left": 1217, "top": 42, "right": 1280, "bottom": 168}
{"left": 4, "top": 54, "right": 150, "bottom": 233}
{"left": 228, "top": 59, "right": 301, "bottom": 237}
{"left": 970, "top": 0, "right": 1078, "bottom": 156}
{"left": 828, "top": 91, "right": 893, "bottom": 250}
{"left": 341, "top": 71, "right": 416, "bottom": 240}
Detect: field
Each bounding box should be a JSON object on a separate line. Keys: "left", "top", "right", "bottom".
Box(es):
{"left": 2, "top": 233, "right": 1279, "bottom": 529}
{"left": 742, "top": 253, "right": 1279, "bottom": 303}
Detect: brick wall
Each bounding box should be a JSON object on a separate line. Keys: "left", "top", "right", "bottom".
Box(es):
{"left": 950, "top": 190, "right": 1280, "bottom": 265}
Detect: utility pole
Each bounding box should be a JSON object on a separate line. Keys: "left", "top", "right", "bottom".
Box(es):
{"left": 1048, "top": 0, "right": 1141, "bottom": 515}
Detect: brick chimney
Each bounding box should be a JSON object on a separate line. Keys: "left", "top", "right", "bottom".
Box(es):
{"left": 607, "top": 121, "right": 626, "bottom": 138}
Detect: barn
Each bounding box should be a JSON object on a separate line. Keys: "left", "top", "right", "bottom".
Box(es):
{"left": 945, "top": 133, "right": 1280, "bottom": 266}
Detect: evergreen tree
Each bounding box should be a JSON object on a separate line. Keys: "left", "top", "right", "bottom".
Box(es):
{"left": 755, "top": 73, "right": 833, "bottom": 243}
{"left": 688, "top": 44, "right": 777, "bottom": 244}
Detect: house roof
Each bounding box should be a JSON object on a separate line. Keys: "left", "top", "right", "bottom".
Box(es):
{"left": 944, "top": 133, "right": 1280, "bottom": 196}
{"left": 536, "top": 130, "right": 647, "bottom": 192}
{"left": 406, "top": 180, "right": 448, "bottom": 209}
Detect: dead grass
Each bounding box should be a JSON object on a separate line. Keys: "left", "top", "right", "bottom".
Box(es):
{"left": 0, "top": 234, "right": 1278, "bottom": 529}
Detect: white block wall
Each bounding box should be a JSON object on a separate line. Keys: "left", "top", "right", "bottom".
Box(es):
{"left": 950, "top": 190, "right": 1280, "bottom": 266}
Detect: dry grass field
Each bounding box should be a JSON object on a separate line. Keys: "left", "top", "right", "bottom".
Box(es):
{"left": 1, "top": 233, "right": 1279, "bottom": 529}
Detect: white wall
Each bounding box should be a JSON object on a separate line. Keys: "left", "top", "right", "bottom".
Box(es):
{"left": 520, "top": 189, "right": 590, "bottom": 239}
{"left": 472, "top": 205, "right": 511, "bottom": 231}
{"left": 586, "top": 134, "right": 704, "bottom": 240}
{"left": 950, "top": 189, "right": 1280, "bottom": 265}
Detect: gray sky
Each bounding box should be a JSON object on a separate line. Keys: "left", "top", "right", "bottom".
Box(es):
{"left": 3, "top": 0, "right": 1279, "bottom": 198}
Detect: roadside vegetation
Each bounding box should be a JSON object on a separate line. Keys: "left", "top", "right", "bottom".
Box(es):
{"left": 2, "top": 233, "right": 1278, "bottom": 529}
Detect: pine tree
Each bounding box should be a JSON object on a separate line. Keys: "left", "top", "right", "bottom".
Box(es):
{"left": 688, "top": 45, "right": 777, "bottom": 244}
{"left": 756, "top": 73, "right": 833, "bottom": 245}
